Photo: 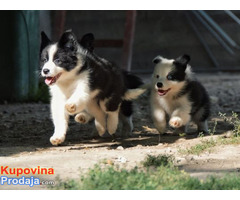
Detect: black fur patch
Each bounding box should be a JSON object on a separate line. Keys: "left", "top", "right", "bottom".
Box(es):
{"left": 175, "top": 80, "right": 210, "bottom": 122}
{"left": 121, "top": 101, "right": 133, "bottom": 117}
{"left": 166, "top": 55, "right": 191, "bottom": 82}
{"left": 167, "top": 66, "right": 186, "bottom": 82}
{"left": 153, "top": 56, "right": 162, "bottom": 64}
{"left": 53, "top": 47, "right": 78, "bottom": 71}
{"left": 40, "top": 48, "right": 49, "bottom": 66}
{"left": 79, "top": 33, "right": 95, "bottom": 52}
{"left": 40, "top": 31, "right": 51, "bottom": 53}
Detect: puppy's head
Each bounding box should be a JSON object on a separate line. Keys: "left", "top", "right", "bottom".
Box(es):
{"left": 40, "top": 30, "right": 95, "bottom": 86}
{"left": 151, "top": 55, "right": 191, "bottom": 96}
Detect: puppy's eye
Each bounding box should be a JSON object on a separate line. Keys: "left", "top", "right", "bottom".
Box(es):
{"left": 156, "top": 75, "right": 159, "bottom": 79}
{"left": 167, "top": 74, "right": 173, "bottom": 80}
{"left": 41, "top": 58, "right": 47, "bottom": 63}
{"left": 54, "top": 59, "right": 62, "bottom": 65}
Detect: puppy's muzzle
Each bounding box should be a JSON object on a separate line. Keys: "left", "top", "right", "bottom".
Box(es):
{"left": 156, "top": 82, "right": 163, "bottom": 88}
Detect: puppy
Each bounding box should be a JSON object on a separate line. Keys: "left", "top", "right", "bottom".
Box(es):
{"left": 40, "top": 30, "right": 146, "bottom": 145}
{"left": 150, "top": 54, "right": 210, "bottom": 135}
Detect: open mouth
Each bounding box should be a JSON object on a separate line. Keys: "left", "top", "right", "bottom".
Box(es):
{"left": 45, "top": 73, "right": 62, "bottom": 86}
{"left": 157, "top": 88, "right": 171, "bottom": 96}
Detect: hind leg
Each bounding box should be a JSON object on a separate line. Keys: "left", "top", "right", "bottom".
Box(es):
{"left": 100, "top": 97, "right": 121, "bottom": 136}
{"left": 119, "top": 101, "right": 134, "bottom": 137}
{"left": 87, "top": 99, "right": 106, "bottom": 136}
{"left": 107, "top": 110, "right": 119, "bottom": 135}
{"left": 119, "top": 114, "right": 133, "bottom": 138}
{"left": 197, "top": 120, "right": 209, "bottom": 134}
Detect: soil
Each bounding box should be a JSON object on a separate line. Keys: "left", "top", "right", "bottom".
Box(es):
{"left": 1, "top": 73, "right": 240, "bottom": 190}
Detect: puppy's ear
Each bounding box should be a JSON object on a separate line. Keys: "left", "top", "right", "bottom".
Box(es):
{"left": 152, "top": 56, "right": 162, "bottom": 64}
{"left": 174, "top": 54, "right": 190, "bottom": 71}
{"left": 58, "top": 30, "right": 78, "bottom": 51}
{"left": 40, "top": 31, "right": 51, "bottom": 53}
{"left": 175, "top": 54, "right": 190, "bottom": 65}
{"left": 80, "top": 33, "right": 95, "bottom": 52}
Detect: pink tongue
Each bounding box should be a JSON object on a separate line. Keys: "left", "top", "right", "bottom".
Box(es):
{"left": 158, "top": 90, "right": 166, "bottom": 94}
{"left": 45, "top": 77, "right": 53, "bottom": 85}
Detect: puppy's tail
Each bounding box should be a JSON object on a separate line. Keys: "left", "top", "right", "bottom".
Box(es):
{"left": 123, "top": 83, "right": 150, "bottom": 100}
{"left": 122, "top": 71, "right": 150, "bottom": 100}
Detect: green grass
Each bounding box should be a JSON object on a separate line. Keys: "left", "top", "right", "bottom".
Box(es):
{"left": 142, "top": 154, "right": 173, "bottom": 167}
{"left": 178, "top": 136, "right": 240, "bottom": 156}
{"left": 219, "top": 111, "right": 240, "bottom": 137}
{"left": 51, "top": 155, "right": 240, "bottom": 190}
{"left": 178, "top": 137, "right": 218, "bottom": 155}
{"left": 179, "top": 112, "right": 240, "bottom": 155}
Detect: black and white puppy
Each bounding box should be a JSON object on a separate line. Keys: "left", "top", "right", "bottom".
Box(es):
{"left": 40, "top": 30, "right": 145, "bottom": 145}
{"left": 150, "top": 55, "right": 210, "bottom": 135}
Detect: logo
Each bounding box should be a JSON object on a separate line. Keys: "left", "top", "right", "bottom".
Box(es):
{"left": 0, "top": 166, "right": 55, "bottom": 187}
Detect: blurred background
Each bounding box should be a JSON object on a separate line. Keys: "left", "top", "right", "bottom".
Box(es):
{"left": 1, "top": 10, "right": 240, "bottom": 103}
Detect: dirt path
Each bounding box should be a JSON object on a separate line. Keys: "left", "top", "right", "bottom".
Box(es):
{"left": 1, "top": 73, "right": 240, "bottom": 189}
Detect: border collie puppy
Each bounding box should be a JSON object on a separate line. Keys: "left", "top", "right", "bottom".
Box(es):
{"left": 40, "top": 30, "right": 145, "bottom": 145}
{"left": 150, "top": 55, "right": 210, "bottom": 135}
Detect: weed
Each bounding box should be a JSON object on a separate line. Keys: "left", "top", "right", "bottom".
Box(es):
{"left": 178, "top": 138, "right": 218, "bottom": 155}
{"left": 209, "top": 120, "right": 218, "bottom": 136}
{"left": 142, "top": 154, "right": 173, "bottom": 167}
{"left": 219, "top": 111, "right": 240, "bottom": 137}
{"left": 52, "top": 155, "right": 240, "bottom": 190}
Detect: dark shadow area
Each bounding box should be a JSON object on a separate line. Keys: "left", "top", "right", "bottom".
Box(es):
{"left": 0, "top": 102, "right": 231, "bottom": 157}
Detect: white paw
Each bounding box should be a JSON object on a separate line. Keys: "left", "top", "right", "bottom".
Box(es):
{"left": 108, "top": 125, "right": 118, "bottom": 135}
{"left": 169, "top": 116, "right": 183, "bottom": 128}
{"left": 65, "top": 103, "right": 77, "bottom": 115}
{"left": 96, "top": 126, "right": 106, "bottom": 136}
{"left": 95, "top": 120, "right": 106, "bottom": 136}
{"left": 75, "top": 113, "right": 88, "bottom": 124}
{"left": 50, "top": 134, "right": 66, "bottom": 145}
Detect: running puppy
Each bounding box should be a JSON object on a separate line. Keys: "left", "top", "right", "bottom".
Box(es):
{"left": 40, "top": 30, "right": 145, "bottom": 145}
{"left": 150, "top": 55, "right": 210, "bottom": 135}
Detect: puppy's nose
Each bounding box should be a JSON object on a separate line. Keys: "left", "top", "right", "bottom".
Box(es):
{"left": 43, "top": 68, "right": 50, "bottom": 75}
{"left": 156, "top": 82, "right": 163, "bottom": 88}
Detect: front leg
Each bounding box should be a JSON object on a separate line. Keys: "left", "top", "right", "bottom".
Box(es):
{"left": 152, "top": 107, "right": 167, "bottom": 134}
{"left": 75, "top": 111, "right": 94, "bottom": 124}
{"left": 169, "top": 106, "right": 191, "bottom": 129}
{"left": 65, "top": 83, "right": 99, "bottom": 115}
{"left": 50, "top": 96, "right": 69, "bottom": 145}
{"left": 65, "top": 93, "right": 88, "bottom": 115}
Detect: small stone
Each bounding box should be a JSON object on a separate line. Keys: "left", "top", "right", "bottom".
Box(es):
{"left": 116, "top": 156, "right": 127, "bottom": 163}
{"left": 116, "top": 146, "right": 124, "bottom": 150}
{"left": 225, "top": 131, "right": 234, "bottom": 138}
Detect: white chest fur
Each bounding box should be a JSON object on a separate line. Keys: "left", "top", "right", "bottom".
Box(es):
{"left": 150, "top": 90, "right": 191, "bottom": 116}
{"left": 49, "top": 70, "right": 90, "bottom": 100}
